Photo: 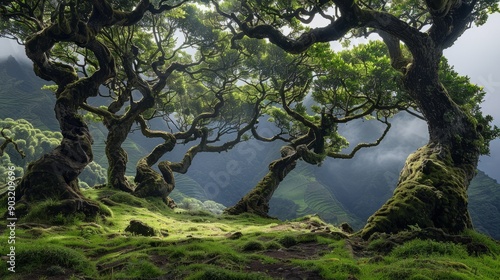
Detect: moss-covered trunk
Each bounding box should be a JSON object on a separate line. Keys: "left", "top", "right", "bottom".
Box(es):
{"left": 134, "top": 137, "right": 177, "bottom": 207}
{"left": 105, "top": 119, "right": 135, "bottom": 192}
{"left": 18, "top": 92, "right": 101, "bottom": 217}
{"left": 17, "top": 22, "right": 116, "bottom": 217}
{"left": 99, "top": 52, "right": 156, "bottom": 192}
{"left": 13, "top": 0, "right": 154, "bottom": 219}
{"left": 134, "top": 117, "right": 179, "bottom": 207}
{"left": 134, "top": 130, "right": 205, "bottom": 208}
{"left": 224, "top": 146, "right": 300, "bottom": 217}
{"left": 361, "top": 56, "right": 481, "bottom": 239}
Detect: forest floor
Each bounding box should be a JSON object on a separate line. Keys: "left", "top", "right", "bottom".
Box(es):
{"left": 1, "top": 187, "right": 499, "bottom": 279}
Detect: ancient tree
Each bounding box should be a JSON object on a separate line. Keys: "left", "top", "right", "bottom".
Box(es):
{"left": 0, "top": 1, "right": 268, "bottom": 213}
{"left": 225, "top": 41, "right": 402, "bottom": 216}
{"left": 0, "top": 0, "right": 186, "bottom": 217}
{"left": 80, "top": 4, "right": 225, "bottom": 193}
{"left": 217, "top": 0, "right": 499, "bottom": 237}
{"left": 78, "top": 4, "right": 265, "bottom": 205}
{"left": 133, "top": 39, "right": 267, "bottom": 206}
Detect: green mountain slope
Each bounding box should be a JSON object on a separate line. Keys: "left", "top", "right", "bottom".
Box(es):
{"left": 0, "top": 57, "right": 149, "bottom": 176}
{"left": 468, "top": 170, "right": 500, "bottom": 240}
{"left": 271, "top": 163, "right": 363, "bottom": 228}
{"left": 0, "top": 56, "right": 59, "bottom": 131}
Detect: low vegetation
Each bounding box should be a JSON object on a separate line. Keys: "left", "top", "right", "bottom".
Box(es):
{"left": 1, "top": 187, "right": 498, "bottom": 279}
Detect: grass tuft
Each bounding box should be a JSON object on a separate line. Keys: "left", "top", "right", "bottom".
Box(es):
{"left": 186, "top": 266, "right": 272, "bottom": 280}
{"left": 15, "top": 242, "right": 96, "bottom": 276}
{"left": 390, "top": 239, "right": 468, "bottom": 259}
{"left": 277, "top": 235, "right": 298, "bottom": 248}
{"left": 242, "top": 240, "right": 265, "bottom": 251}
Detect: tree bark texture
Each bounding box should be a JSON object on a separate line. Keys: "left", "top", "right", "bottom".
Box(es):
{"left": 105, "top": 119, "right": 135, "bottom": 192}
{"left": 134, "top": 136, "right": 177, "bottom": 207}
{"left": 134, "top": 117, "right": 181, "bottom": 207}
{"left": 18, "top": 69, "right": 110, "bottom": 218}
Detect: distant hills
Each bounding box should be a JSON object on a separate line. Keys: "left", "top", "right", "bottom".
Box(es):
{"left": 468, "top": 170, "right": 500, "bottom": 239}
{"left": 0, "top": 56, "right": 58, "bottom": 131}
{"left": 1, "top": 56, "right": 499, "bottom": 239}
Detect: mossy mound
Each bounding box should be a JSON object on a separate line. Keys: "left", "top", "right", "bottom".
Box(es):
{"left": 362, "top": 143, "right": 472, "bottom": 239}
{"left": 13, "top": 243, "right": 97, "bottom": 277}
{"left": 21, "top": 198, "right": 111, "bottom": 225}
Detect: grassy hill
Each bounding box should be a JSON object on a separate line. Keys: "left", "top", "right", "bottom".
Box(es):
{"left": 1, "top": 188, "right": 499, "bottom": 279}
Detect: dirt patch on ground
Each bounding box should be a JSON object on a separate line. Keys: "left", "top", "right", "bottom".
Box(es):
{"left": 245, "top": 259, "right": 323, "bottom": 280}
{"left": 147, "top": 240, "right": 332, "bottom": 279}
{"left": 263, "top": 242, "right": 330, "bottom": 260}
{"left": 242, "top": 241, "right": 331, "bottom": 279}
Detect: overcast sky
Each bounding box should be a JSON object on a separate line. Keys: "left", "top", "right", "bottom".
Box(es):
{"left": 444, "top": 14, "right": 500, "bottom": 181}
{"left": 1, "top": 13, "right": 499, "bottom": 181}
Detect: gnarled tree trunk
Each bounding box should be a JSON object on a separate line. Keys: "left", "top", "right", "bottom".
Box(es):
{"left": 224, "top": 145, "right": 306, "bottom": 217}
{"left": 14, "top": 1, "right": 152, "bottom": 218}
{"left": 215, "top": 0, "right": 487, "bottom": 239}
{"left": 134, "top": 116, "right": 179, "bottom": 207}
{"left": 361, "top": 55, "right": 481, "bottom": 239}
{"left": 134, "top": 136, "right": 177, "bottom": 207}
{"left": 104, "top": 118, "right": 135, "bottom": 192}
{"left": 134, "top": 121, "right": 207, "bottom": 208}
{"left": 18, "top": 39, "right": 115, "bottom": 218}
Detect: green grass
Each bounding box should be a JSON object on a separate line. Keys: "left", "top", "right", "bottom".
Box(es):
{"left": 1, "top": 187, "right": 499, "bottom": 279}
{"left": 186, "top": 266, "right": 272, "bottom": 280}
{"left": 359, "top": 237, "right": 500, "bottom": 280}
